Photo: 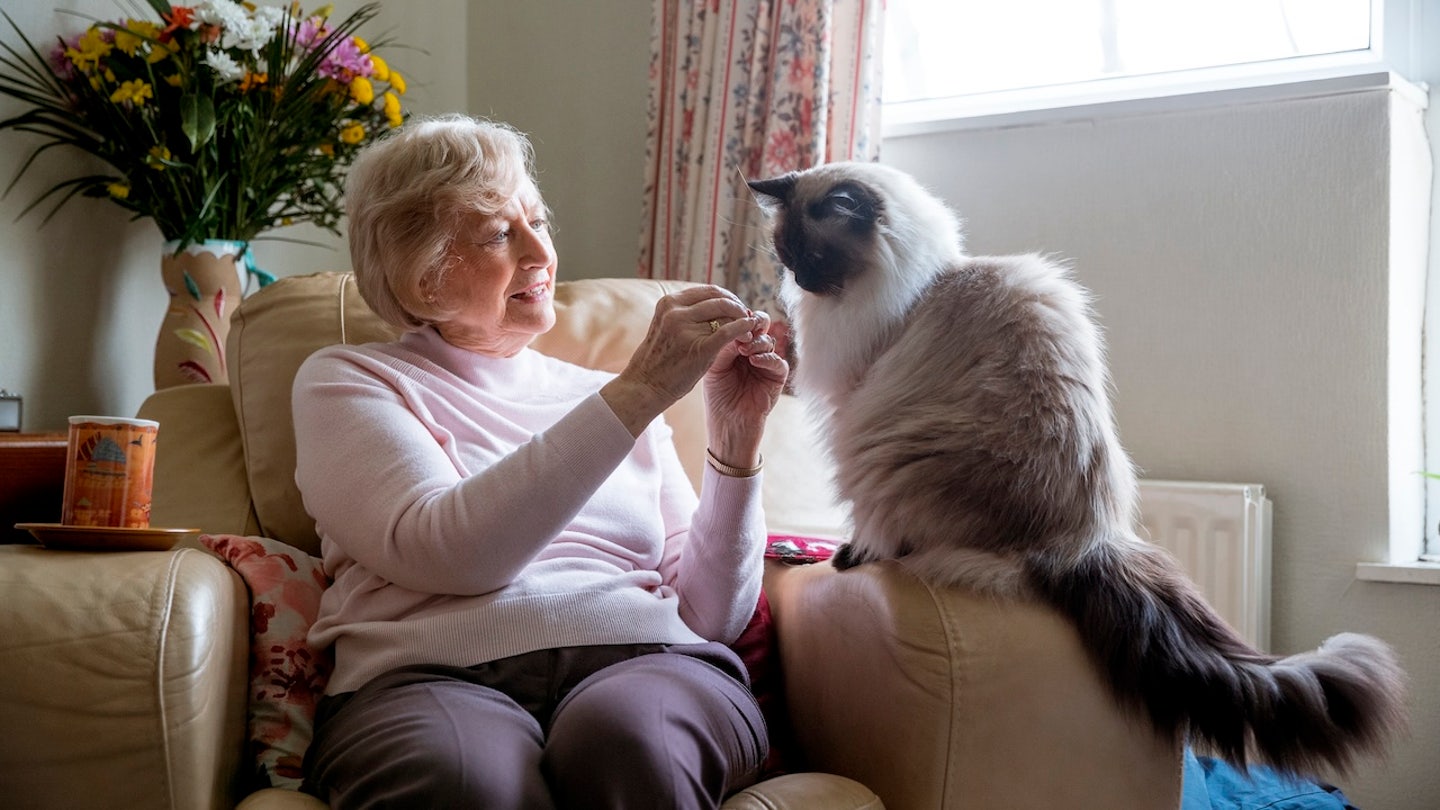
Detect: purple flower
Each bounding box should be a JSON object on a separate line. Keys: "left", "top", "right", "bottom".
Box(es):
{"left": 295, "top": 17, "right": 372, "bottom": 82}
{"left": 48, "top": 41, "right": 75, "bottom": 80}
{"left": 318, "top": 36, "right": 372, "bottom": 81}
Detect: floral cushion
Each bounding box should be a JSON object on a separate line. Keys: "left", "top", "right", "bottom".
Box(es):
{"left": 765, "top": 533, "right": 840, "bottom": 564}
{"left": 202, "top": 532, "right": 840, "bottom": 790}
{"left": 201, "top": 533, "right": 332, "bottom": 790}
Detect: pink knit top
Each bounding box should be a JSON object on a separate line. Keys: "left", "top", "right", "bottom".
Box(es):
{"left": 293, "top": 327, "right": 766, "bottom": 694}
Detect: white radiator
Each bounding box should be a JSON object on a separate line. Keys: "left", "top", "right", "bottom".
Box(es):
{"left": 1136, "top": 480, "right": 1273, "bottom": 651}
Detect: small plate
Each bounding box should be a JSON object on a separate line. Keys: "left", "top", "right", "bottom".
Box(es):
{"left": 14, "top": 523, "right": 199, "bottom": 552}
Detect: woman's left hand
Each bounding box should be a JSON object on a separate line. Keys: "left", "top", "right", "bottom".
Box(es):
{"left": 703, "top": 309, "right": 789, "bottom": 469}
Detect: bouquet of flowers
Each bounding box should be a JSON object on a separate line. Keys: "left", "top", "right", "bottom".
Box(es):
{"left": 0, "top": 0, "right": 407, "bottom": 246}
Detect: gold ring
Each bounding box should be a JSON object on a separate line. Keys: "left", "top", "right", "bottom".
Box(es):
{"left": 708, "top": 319, "right": 720, "bottom": 334}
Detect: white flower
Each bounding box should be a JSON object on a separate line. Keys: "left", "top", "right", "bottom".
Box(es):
{"left": 203, "top": 48, "right": 245, "bottom": 83}
{"left": 193, "top": 0, "right": 248, "bottom": 31}
{"left": 194, "top": 0, "right": 281, "bottom": 58}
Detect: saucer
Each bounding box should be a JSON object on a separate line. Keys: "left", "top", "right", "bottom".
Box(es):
{"left": 14, "top": 523, "right": 199, "bottom": 552}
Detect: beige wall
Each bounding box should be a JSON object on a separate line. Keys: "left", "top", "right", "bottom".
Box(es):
{"left": 2, "top": 2, "right": 1438, "bottom": 807}
{"left": 464, "top": 1, "right": 652, "bottom": 282}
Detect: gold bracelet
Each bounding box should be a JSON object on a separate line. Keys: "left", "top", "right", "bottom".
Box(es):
{"left": 706, "top": 448, "right": 763, "bottom": 478}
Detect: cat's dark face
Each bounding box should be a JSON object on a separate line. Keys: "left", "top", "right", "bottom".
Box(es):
{"left": 748, "top": 171, "right": 884, "bottom": 296}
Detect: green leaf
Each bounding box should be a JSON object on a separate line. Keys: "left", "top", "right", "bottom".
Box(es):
{"left": 180, "top": 94, "right": 215, "bottom": 151}
{"left": 182, "top": 270, "right": 201, "bottom": 302}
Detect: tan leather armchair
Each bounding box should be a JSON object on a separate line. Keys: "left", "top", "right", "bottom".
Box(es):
{"left": 0, "top": 273, "right": 1182, "bottom": 809}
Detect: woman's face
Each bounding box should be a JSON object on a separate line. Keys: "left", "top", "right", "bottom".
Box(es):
{"left": 434, "top": 180, "right": 558, "bottom": 356}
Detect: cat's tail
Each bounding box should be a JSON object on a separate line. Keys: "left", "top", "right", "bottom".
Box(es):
{"left": 1026, "top": 536, "right": 1407, "bottom": 777}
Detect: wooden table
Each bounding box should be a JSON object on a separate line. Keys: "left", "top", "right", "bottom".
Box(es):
{"left": 0, "top": 433, "right": 67, "bottom": 543}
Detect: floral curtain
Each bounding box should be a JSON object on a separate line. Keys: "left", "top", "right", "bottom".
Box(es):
{"left": 638, "top": 0, "right": 883, "bottom": 317}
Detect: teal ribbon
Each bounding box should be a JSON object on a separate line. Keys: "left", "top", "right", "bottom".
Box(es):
{"left": 238, "top": 243, "right": 276, "bottom": 289}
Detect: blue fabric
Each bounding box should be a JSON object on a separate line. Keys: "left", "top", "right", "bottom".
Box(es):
{"left": 1182, "top": 748, "right": 1358, "bottom": 810}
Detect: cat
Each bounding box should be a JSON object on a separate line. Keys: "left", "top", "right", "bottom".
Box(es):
{"left": 747, "top": 161, "right": 1407, "bottom": 778}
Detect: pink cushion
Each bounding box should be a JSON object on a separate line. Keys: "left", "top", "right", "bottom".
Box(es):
{"left": 765, "top": 534, "right": 839, "bottom": 564}
{"left": 201, "top": 534, "right": 332, "bottom": 790}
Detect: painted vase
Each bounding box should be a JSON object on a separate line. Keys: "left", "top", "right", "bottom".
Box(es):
{"left": 154, "top": 239, "right": 249, "bottom": 389}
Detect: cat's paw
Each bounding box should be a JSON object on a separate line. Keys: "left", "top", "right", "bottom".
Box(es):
{"left": 832, "top": 542, "right": 864, "bottom": 570}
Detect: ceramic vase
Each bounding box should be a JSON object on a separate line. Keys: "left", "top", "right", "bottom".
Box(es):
{"left": 154, "top": 239, "right": 248, "bottom": 389}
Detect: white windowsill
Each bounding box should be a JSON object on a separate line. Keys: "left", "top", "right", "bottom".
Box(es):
{"left": 1354, "top": 561, "right": 1440, "bottom": 586}
{"left": 883, "top": 62, "right": 1428, "bottom": 138}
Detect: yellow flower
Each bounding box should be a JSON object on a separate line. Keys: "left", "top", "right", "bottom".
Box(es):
{"left": 115, "top": 20, "right": 160, "bottom": 56}
{"left": 353, "top": 36, "right": 370, "bottom": 53}
{"left": 349, "top": 76, "right": 373, "bottom": 105}
{"left": 240, "top": 72, "right": 269, "bottom": 92}
{"left": 369, "top": 54, "right": 390, "bottom": 81}
{"left": 383, "top": 91, "right": 402, "bottom": 127}
{"left": 107, "top": 182, "right": 130, "bottom": 199}
{"left": 66, "top": 28, "right": 112, "bottom": 70}
{"left": 319, "top": 143, "right": 335, "bottom": 156}
{"left": 110, "top": 79, "right": 153, "bottom": 105}
{"left": 87, "top": 67, "right": 117, "bottom": 91}
{"left": 113, "top": 30, "right": 141, "bottom": 56}
{"left": 388, "top": 70, "right": 406, "bottom": 95}
{"left": 165, "top": 74, "right": 184, "bottom": 87}
{"left": 148, "top": 40, "right": 178, "bottom": 65}
{"left": 147, "top": 145, "right": 171, "bottom": 170}
{"left": 339, "top": 123, "right": 366, "bottom": 144}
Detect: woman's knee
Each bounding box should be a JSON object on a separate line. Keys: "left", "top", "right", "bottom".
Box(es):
{"left": 543, "top": 653, "right": 766, "bottom": 808}
{"left": 312, "top": 679, "right": 554, "bottom": 810}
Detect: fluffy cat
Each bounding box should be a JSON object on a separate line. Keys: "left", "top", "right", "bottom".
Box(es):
{"left": 748, "top": 161, "right": 1407, "bottom": 778}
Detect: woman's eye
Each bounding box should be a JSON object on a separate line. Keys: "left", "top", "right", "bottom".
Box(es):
{"left": 487, "top": 229, "right": 510, "bottom": 244}
{"left": 530, "top": 218, "right": 548, "bottom": 231}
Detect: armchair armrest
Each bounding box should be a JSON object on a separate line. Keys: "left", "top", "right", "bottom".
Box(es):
{"left": 0, "top": 546, "right": 250, "bottom": 810}
{"left": 764, "top": 560, "right": 1183, "bottom": 810}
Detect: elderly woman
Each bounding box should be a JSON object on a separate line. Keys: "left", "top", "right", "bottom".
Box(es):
{"left": 292, "top": 114, "right": 788, "bottom": 809}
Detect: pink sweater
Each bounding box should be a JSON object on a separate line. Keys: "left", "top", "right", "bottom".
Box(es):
{"left": 293, "top": 327, "right": 766, "bottom": 694}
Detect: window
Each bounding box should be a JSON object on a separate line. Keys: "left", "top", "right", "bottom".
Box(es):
{"left": 884, "top": 0, "right": 1386, "bottom": 128}
{"left": 881, "top": 1, "right": 1440, "bottom": 576}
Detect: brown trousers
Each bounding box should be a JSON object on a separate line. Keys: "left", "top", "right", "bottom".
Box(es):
{"left": 303, "top": 642, "right": 768, "bottom": 809}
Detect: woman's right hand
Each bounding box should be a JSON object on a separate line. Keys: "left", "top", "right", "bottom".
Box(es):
{"left": 600, "top": 285, "right": 764, "bottom": 437}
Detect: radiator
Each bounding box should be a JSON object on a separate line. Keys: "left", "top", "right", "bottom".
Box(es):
{"left": 1136, "top": 480, "right": 1273, "bottom": 651}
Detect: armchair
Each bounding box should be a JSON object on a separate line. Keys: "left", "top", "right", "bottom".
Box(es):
{"left": 0, "top": 273, "right": 1181, "bottom": 809}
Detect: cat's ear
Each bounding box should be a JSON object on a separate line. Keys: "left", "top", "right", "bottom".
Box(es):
{"left": 747, "top": 173, "right": 798, "bottom": 206}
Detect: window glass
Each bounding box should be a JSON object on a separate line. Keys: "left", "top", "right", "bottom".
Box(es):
{"left": 885, "top": 0, "right": 1373, "bottom": 105}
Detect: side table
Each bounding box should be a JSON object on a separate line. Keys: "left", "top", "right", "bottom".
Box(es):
{"left": 0, "top": 433, "right": 67, "bottom": 543}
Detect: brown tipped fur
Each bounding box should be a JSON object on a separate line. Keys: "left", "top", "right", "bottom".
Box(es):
{"left": 751, "top": 161, "right": 1409, "bottom": 779}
